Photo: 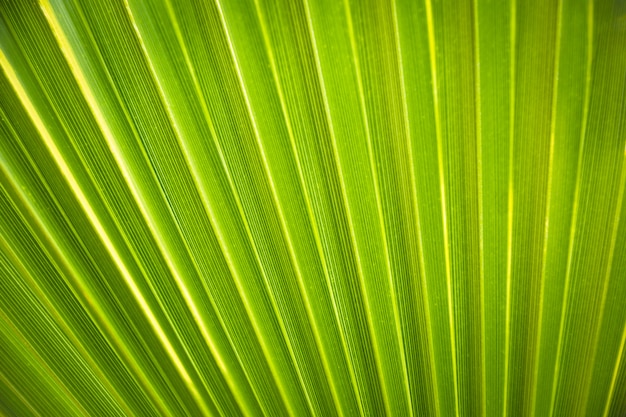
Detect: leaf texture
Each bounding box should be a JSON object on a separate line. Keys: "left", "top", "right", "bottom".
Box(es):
{"left": 0, "top": 0, "right": 625, "bottom": 416}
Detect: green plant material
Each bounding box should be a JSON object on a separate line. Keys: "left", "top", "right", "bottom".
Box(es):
{"left": 0, "top": 0, "right": 625, "bottom": 416}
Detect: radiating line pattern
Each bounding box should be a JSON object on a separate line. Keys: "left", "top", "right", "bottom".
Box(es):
{"left": 0, "top": 0, "right": 625, "bottom": 416}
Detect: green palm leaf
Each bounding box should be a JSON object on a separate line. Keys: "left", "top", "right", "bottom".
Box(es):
{"left": 1, "top": 0, "right": 625, "bottom": 415}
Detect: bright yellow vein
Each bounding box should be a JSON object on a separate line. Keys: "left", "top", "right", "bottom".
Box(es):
{"left": 0, "top": 0, "right": 625, "bottom": 416}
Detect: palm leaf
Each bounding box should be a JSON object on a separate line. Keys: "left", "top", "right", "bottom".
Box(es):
{"left": 1, "top": 0, "right": 625, "bottom": 415}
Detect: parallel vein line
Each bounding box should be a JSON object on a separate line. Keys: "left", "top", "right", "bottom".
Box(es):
{"left": 38, "top": 7, "right": 246, "bottom": 416}
{"left": 0, "top": 311, "right": 90, "bottom": 417}
{"left": 249, "top": 2, "right": 363, "bottom": 415}
{"left": 502, "top": 0, "right": 515, "bottom": 414}
{"left": 341, "top": 0, "right": 412, "bottom": 415}
{"left": 123, "top": 2, "right": 306, "bottom": 416}
{"left": 604, "top": 313, "right": 626, "bottom": 417}
{"left": 0, "top": 134, "right": 172, "bottom": 417}
{"left": 471, "top": 0, "right": 486, "bottom": 414}
{"left": 530, "top": 0, "right": 566, "bottom": 413}
{"left": 391, "top": 0, "right": 440, "bottom": 414}
{"left": 0, "top": 235, "right": 136, "bottom": 417}
{"left": 211, "top": 1, "right": 344, "bottom": 415}
{"left": 0, "top": 49, "right": 210, "bottom": 417}
{"left": 424, "top": 0, "right": 460, "bottom": 414}
{"left": 299, "top": 0, "right": 389, "bottom": 414}
{"left": 547, "top": 4, "right": 594, "bottom": 414}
